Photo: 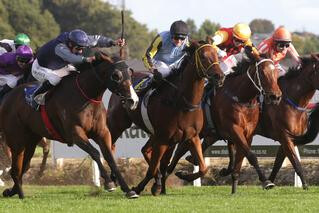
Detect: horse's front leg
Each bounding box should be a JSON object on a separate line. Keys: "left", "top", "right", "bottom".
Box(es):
{"left": 280, "top": 140, "right": 308, "bottom": 190}
{"left": 132, "top": 141, "right": 168, "bottom": 195}
{"left": 91, "top": 127, "right": 138, "bottom": 198}
{"left": 268, "top": 145, "right": 286, "bottom": 183}
{"left": 175, "top": 135, "right": 208, "bottom": 182}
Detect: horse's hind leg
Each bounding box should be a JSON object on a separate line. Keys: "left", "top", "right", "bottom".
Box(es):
{"left": 37, "top": 138, "right": 50, "bottom": 177}
{"left": 219, "top": 142, "right": 236, "bottom": 177}
{"left": 3, "top": 147, "right": 25, "bottom": 199}
{"left": 167, "top": 140, "right": 190, "bottom": 175}
{"left": 175, "top": 136, "right": 208, "bottom": 182}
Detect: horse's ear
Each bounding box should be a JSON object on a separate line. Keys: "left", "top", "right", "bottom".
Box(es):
{"left": 129, "top": 67, "right": 134, "bottom": 75}
{"left": 311, "top": 53, "right": 319, "bottom": 61}
{"left": 206, "top": 36, "right": 213, "bottom": 44}
{"left": 97, "top": 51, "right": 114, "bottom": 63}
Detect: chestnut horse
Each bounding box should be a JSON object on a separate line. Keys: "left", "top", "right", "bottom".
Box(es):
{"left": 107, "top": 41, "right": 225, "bottom": 195}
{"left": 166, "top": 54, "right": 282, "bottom": 194}
{"left": 0, "top": 53, "right": 139, "bottom": 199}
{"left": 185, "top": 54, "right": 319, "bottom": 191}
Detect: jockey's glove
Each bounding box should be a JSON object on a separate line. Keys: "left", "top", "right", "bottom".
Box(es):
{"left": 153, "top": 69, "right": 163, "bottom": 82}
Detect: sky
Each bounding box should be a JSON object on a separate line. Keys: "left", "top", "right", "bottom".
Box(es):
{"left": 114, "top": 0, "right": 319, "bottom": 35}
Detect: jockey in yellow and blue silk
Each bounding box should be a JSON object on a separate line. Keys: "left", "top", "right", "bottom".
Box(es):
{"left": 142, "top": 20, "right": 190, "bottom": 81}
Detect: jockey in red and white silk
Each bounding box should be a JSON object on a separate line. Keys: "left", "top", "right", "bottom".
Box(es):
{"left": 258, "top": 27, "right": 300, "bottom": 77}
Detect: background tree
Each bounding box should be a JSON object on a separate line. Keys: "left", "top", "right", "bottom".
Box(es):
{"left": 43, "top": 0, "right": 154, "bottom": 59}
{"left": 197, "top": 19, "right": 220, "bottom": 40}
{"left": 249, "top": 19, "right": 275, "bottom": 34}
{"left": 0, "top": 0, "right": 60, "bottom": 49}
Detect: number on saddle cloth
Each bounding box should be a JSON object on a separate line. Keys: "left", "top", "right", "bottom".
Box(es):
{"left": 24, "top": 83, "right": 41, "bottom": 105}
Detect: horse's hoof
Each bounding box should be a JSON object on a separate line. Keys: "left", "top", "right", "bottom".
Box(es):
{"left": 263, "top": 180, "right": 275, "bottom": 190}
{"left": 104, "top": 181, "right": 116, "bottom": 192}
{"left": 151, "top": 183, "right": 161, "bottom": 196}
{"left": 219, "top": 168, "right": 232, "bottom": 177}
{"left": 185, "top": 155, "right": 197, "bottom": 165}
{"left": 131, "top": 187, "right": 141, "bottom": 195}
{"left": 3, "top": 188, "right": 11, "bottom": 197}
{"left": 175, "top": 171, "right": 193, "bottom": 182}
{"left": 126, "top": 190, "right": 139, "bottom": 199}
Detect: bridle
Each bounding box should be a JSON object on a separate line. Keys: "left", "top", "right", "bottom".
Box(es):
{"left": 194, "top": 44, "right": 220, "bottom": 78}
{"left": 246, "top": 58, "right": 274, "bottom": 97}
{"left": 75, "top": 60, "right": 130, "bottom": 104}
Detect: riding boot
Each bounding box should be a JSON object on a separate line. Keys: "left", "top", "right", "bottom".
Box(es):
{"left": 31, "top": 80, "right": 54, "bottom": 110}
{"left": 0, "top": 84, "right": 12, "bottom": 102}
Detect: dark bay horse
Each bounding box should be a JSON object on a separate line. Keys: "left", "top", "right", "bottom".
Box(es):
{"left": 0, "top": 53, "right": 139, "bottom": 199}
{"left": 107, "top": 41, "right": 225, "bottom": 195}
{"left": 166, "top": 54, "right": 282, "bottom": 194}
{"left": 185, "top": 55, "right": 319, "bottom": 191}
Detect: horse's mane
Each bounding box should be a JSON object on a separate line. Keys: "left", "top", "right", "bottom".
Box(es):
{"left": 227, "top": 59, "right": 251, "bottom": 78}
{"left": 280, "top": 56, "right": 313, "bottom": 80}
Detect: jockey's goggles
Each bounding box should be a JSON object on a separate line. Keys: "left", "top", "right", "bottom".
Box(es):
{"left": 233, "top": 36, "right": 245, "bottom": 44}
{"left": 276, "top": 42, "right": 290, "bottom": 49}
{"left": 74, "top": 46, "right": 85, "bottom": 51}
{"left": 173, "top": 35, "right": 187, "bottom": 41}
{"left": 16, "top": 56, "right": 31, "bottom": 63}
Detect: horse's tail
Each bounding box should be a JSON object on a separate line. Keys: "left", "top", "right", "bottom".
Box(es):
{"left": 291, "top": 104, "right": 319, "bottom": 145}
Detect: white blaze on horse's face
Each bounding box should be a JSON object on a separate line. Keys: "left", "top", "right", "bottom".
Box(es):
{"left": 129, "top": 85, "right": 139, "bottom": 110}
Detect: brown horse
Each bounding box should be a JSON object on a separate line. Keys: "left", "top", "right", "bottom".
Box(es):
{"left": 0, "top": 53, "right": 139, "bottom": 199}
{"left": 107, "top": 41, "right": 225, "bottom": 195}
{"left": 184, "top": 54, "right": 319, "bottom": 191}
{"left": 233, "top": 54, "right": 319, "bottom": 189}
{"left": 166, "top": 54, "right": 282, "bottom": 194}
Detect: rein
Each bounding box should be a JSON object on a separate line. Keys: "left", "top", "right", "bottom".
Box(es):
{"left": 75, "top": 75, "right": 102, "bottom": 104}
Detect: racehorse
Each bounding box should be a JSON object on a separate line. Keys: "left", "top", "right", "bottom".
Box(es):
{"left": 107, "top": 41, "right": 225, "bottom": 195}
{"left": 166, "top": 53, "right": 282, "bottom": 194}
{"left": 230, "top": 54, "right": 319, "bottom": 189}
{"left": 0, "top": 52, "right": 139, "bottom": 199}
{"left": 183, "top": 54, "right": 319, "bottom": 191}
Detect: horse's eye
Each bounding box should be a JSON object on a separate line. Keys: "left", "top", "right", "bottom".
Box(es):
{"left": 111, "top": 70, "right": 123, "bottom": 83}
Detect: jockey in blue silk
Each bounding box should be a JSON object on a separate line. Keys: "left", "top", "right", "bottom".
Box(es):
{"left": 29, "top": 29, "right": 125, "bottom": 109}
{"left": 142, "top": 20, "right": 190, "bottom": 83}
{"left": 0, "top": 33, "right": 31, "bottom": 55}
{"left": 0, "top": 45, "right": 34, "bottom": 100}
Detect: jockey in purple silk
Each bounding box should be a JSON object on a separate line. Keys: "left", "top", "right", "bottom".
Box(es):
{"left": 0, "top": 33, "right": 31, "bottom": 55}
{"left": 0, "top": 45, "right": 34, "bottom": 100}
{"left": 29, "top": 29, "right": 125, "bottom": 109}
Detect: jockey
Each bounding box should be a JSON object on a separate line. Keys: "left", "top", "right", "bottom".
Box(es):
{"left": 29, "top": 29, "right": 125, "bottom": 109}
{"left": 258, "top": 26, "right": 300, "bottom": 77}
{"left": 142, "top": 20, "right": 190, "bottom": 83}
{"left": 210, "top": 23, "right": 259, "bottom": 75}
{"left": 0, "top": 45, "right": 34, "bottom": 100}
{"left": 0, "top": 33, "right": 31, "bottom": 55}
